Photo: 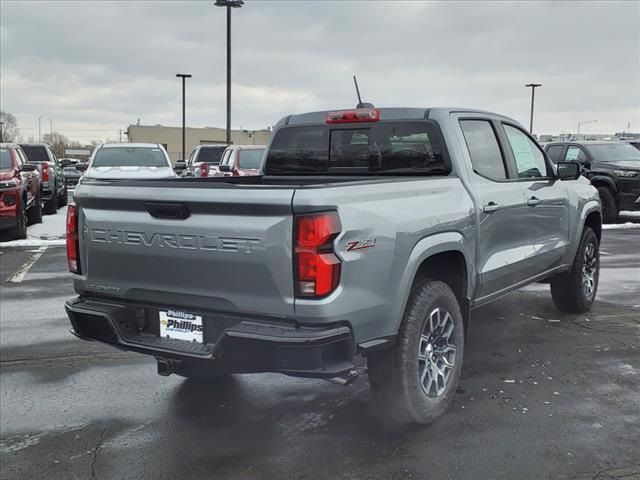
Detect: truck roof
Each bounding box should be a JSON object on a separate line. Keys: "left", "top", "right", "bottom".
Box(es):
{"left": 100, "top": 143, "right": 163, "bottom": 149}
{"left": 278, "top": 107, "right": 518, "bottom": 127}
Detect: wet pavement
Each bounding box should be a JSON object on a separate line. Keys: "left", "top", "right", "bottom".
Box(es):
{"left": 1, "top": 227, "right": 639, "bottom": 480}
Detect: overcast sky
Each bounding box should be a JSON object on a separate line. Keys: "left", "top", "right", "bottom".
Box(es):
{"left": 1, "top": 0, "right": 639, "bottom": 143}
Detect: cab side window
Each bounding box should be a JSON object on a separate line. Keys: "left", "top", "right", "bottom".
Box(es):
{"left": 564, "top": 146, "right": 587, "bottom": 163}
{"left": 546, "top": 145, "right": 564, "bottom": 163}
{"left": 503, "top": 124, "right": 550, "bottom": 178}
{"left": 460, "top": 120, "right": 507, "bottom": 181}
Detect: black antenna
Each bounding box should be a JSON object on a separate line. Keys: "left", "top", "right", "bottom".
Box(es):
{"left": 353, "top": 75, "right": 374, "bottom": 109}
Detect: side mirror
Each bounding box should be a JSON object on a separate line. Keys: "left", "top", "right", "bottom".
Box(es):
{"left": 20, "top": 164, "right": 39, "bottom": 172}
{"left": 557, "top": 161, "right": 580, "bottom": 180}
{"left": 174, "top": 160, "right": 186, "bottom": 173}
{"left": 75, "top": 163, "right": 88, "bottom": 172}
{"left": 218, "top": 164, "right": 231, "bottom": 172}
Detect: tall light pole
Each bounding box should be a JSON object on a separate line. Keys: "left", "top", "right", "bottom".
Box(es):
{"left": 0, "top": 121, "right": 5, "bottom": 142}
{"left": 38, "top": 116, "right": 43, "bottom": 142}
{"left": 176, "top": 73, "right": 192, "bottom": 161}
{"left": 577, "top": 119, "right": 597, "bottom": 136}
{"left": 525, "top": 83, "right": 542, "bottom": 134}
{"left": 215, "top": 0, "right": 244, "bottom": 145}
{"left": 48, "top": 118, "right": 53, "bottom": 141}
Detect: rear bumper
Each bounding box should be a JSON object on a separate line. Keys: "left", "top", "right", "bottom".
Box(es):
{"left": 65, "top": 297, "right": 355, "bottom": 378}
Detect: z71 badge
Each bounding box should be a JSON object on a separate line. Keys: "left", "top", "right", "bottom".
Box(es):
{"left": 346, "top": 238, "right": 376, "bottom": 252}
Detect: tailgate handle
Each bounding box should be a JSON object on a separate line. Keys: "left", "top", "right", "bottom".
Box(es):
{"left": 145, "top": 202, "right": 190, "bottom": 220}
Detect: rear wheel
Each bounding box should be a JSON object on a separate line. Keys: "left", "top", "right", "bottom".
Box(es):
{"left": 597, "top": 187, "right": 618, "bottom": 223}
{"left": 368, "top": 280, "right": 464, "bottom": 424}
{"left": 58, "top": 183, "right": 68, "bottom": 207}
{"left": 550, "top": 226, "right": 599, "bottom": 313}
{"left": 27, "top": 191, "right": 43, "bottom": 225}
{"left": 43, "top": 190, "right": 58, "bottom": 215}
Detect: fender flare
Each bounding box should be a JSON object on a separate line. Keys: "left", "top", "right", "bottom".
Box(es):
{"left": 589, "top": 175, "right": 617, "bottom": 193}
{"left": 391, "top": 231, "right": 472, "bottom": 334}
{"left": 566, "top": 201, "right": 601, "bottom": 264}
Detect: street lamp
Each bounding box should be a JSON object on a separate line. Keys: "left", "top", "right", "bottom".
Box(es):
{"left": 176, "top": 73, "right": 192, "bottom": 162}
{"left": 38, "top": 116, "right": 43, "bottom": 142}
{"left": 48, "top": 118, "right": 53, "bottom": 141}
{"left": 525, "top": 83, "right": 542, "bottom": 134}
{"left": 215, "top": 0, "right": 244, "bottom": 145}
{"left": 577, "top": 119, "right": 597, "bottom": 136}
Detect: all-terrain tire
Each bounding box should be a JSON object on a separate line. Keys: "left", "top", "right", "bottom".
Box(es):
{"left": 368, "top": 280, "right": 465, "bottom": 425}
{"left": 597, "top": 187, "right": 618, "bottom": 224}
{"left": 550, "top": 227, "right": 599, "bottom": 313}
{"left": 27, "top": 191, "right": 43, "bottom": 225}
{"left": 8, "top": 198, "right": 28, "bottom": 240}
{"left": 44, "top": 190, "right": 58, "bottom": 215}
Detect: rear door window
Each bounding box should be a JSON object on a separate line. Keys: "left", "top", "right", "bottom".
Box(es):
{"left": 238, "top": 149, "right": 264, "bottom": 169}
{"left": 546, "top": 145, "right": 564, "bottom": 163}
{"left": 459, "top": 120, "right": 507, "bottom": 180}
{"left": 196, "top": 147, "right": 226, "bottom": 165}
{"left": 503, "top": 124, "right": 550, "bottom": 178}
{"left": 20, "top": 145, "right": 49, "bottom": 163}
{"left": 265, "top": 122, "right": 448, "bottom": 175}
{"left": 564, "top": 146, "right": 588, "bottom": 162}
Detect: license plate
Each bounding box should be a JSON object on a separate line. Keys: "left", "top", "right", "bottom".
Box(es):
{"left": 159, "top": 310, "right": 203, "bottom": 343}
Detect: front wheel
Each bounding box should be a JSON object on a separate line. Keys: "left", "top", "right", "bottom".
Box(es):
{"left": 550, "top": 227, "right": 599, "bottom": 313}
{"left": 27, "top": 191, "right": 43, "bottom": 225}
{"left": 597, "top": 187, "right": 618, "bottom": 224}
{"left": 8, "top": 198, "right": 28, "bottom": 240}
{"left": 368, "top": 280, "right": 464, "bottom": 424}
{"left": 43, "top": 191, "right": 58, "bottom": 215}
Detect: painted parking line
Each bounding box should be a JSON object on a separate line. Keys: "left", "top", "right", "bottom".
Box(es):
{"left": 7, "top": 246, "right": 48, "bottom": 284}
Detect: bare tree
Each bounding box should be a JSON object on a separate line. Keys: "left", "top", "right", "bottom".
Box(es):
{"left": 42, "top": 131, "right": 69, "bottom": 158}
{"left": 0, "top": 111, "right": 19, "bottom": 142}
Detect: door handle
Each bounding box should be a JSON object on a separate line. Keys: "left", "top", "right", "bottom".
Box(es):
{"left": 527, "top": 196, "right": 540, "bottom": 207}
{"left": 483, "top": 202, "right": 500, "bottom": 213}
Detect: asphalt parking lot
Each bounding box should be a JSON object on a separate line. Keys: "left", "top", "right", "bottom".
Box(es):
{"left": 1, "top": 220, "right": 639, "bottom": 480}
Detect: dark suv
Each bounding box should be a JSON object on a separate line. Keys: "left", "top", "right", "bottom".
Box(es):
{"left": 19, "top": 143, "right": 67, "bottom": 214}
{"left": 544, "top": 141, "right": 640, "bottom": 222}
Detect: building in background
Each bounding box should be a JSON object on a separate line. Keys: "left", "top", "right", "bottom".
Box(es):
{"left": 126, "top": 124, "right": 272, "bottom": 163}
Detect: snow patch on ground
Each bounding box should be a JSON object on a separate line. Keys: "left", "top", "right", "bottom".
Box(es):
{"left": 0, "top": 206, "right": 68, "bottom": 248}
{"left": 602, "top": 222, "right": 640, "bottom": 230}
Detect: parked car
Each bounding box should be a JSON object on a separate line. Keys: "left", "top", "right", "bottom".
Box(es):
{"left": 84, "top": 144, "right": 177, "bottom": 180}
{"left": 210, "top": 145, "right": 266, "bottom": 177}
{"left": 544, "top": 140, "right": 640, "bottom": 222}
{"left": 63, "top": 162, "right": 84, "bottom": 187}
{"left": 176, "top": 144, "right": 227, "bottom": 177}
{"left": 0, "top": 143, "right": 43, "bottom": 239}
{"left": 20, "top": 143, "right": 67, "bottom": 214}
{"left": 66, "top": 106, "right": 600, "bottom": 425}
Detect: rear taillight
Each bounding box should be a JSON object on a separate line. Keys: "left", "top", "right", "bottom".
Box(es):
{"left": 326, "top": 108, "right": 380, "bottom": 124}
{"left": 66, "top": 204, "right": 80, "bottom": 274}
{"left": 199, "top": 163, "right": 208, "bottom": 177}
{"left": 41, "top": 162, "right": 50, "bottom": 182}
{"left": 294, "top": 212, "right": 341, "bottom": 298}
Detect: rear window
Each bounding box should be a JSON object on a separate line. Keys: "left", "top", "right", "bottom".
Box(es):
{"left": 196, "top": 146, "right": 226, "bottom": 165}
{"left": 92, "top": 147, "right": 169, "bottom": 168}
{"left": 0, "top": 149, "right": 13, "bottom": 169}
{"left": 20, "top": 145, "right": 49, "bottom": 163}
{"left": 265, "top": 121, "right": 449, "bottom": 175}
{"left": 238, "top": 149, "right": 265, "bottom": 169}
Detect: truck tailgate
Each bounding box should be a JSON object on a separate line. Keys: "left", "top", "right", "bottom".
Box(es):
{"left": 74, "top": 183, "right": 295, "bottom": 318}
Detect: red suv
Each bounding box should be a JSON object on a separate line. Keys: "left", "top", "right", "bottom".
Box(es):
{"left": 0, "top": 143, "right": 43, "bottom": 240}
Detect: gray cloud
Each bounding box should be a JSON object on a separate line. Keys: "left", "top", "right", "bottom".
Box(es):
{"left": 1, "top": 0, "right": 638, "bottom": 142}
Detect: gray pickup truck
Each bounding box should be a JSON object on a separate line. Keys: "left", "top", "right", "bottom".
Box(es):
{"left": 65, "top": 107, "right": 601, "bottom": 424}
